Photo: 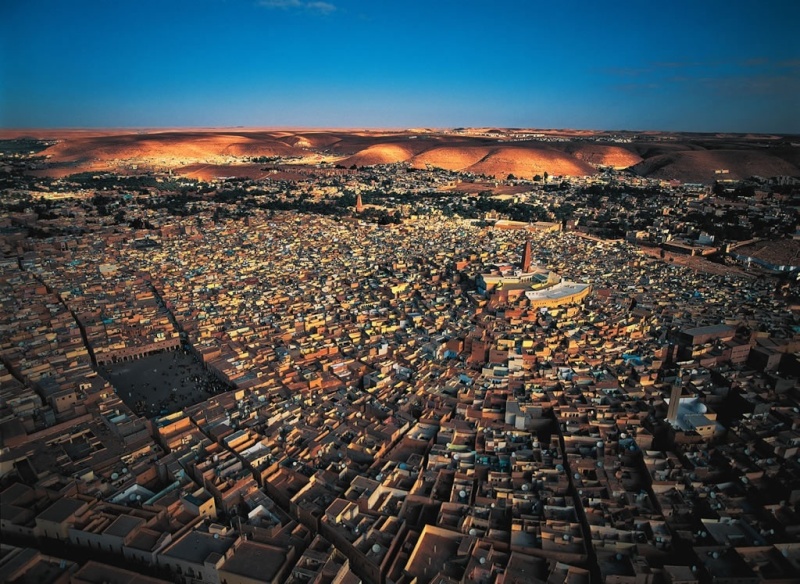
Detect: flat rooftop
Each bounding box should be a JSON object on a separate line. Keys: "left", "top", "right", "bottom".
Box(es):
{"left": 37, "top": 498, "right": 86, "bottom": 524}
{"left": 405, "top": 525, "right": 465, "bottom": 584}
{"left": 525, "top": 281, "right": 590, "bottom": 301}
{"left": 681, "top": 323, "right": 735, "bottom": 337}
{"left": 103, "top": 515, "right": 145, "bottom": 539}
{"left": 72, "top": 560, "right": 170, "bottom": 584}
{"left": 220, "top": 540, "right": 288, "bottom": 582}
{"left": 161, "top": 530, "right": 235, "bottom": 564}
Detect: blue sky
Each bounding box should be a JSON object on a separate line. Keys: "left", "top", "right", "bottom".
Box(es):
{"left": 1, "top": 0, "right": 798, "bottom": 132}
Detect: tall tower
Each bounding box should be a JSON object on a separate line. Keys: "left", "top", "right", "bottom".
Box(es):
{"left": 521, "top": 239, "right": 532, "bottom": 273}
{"left": 667, "top": 369, "right": 683, "bottom": 424}
{"left": 355, "top": 193, "right": 364, "bottom": 214}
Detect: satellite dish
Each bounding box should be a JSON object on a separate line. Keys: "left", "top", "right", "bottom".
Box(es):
{"left": 596, "top": 441, "right": 604, "bottom": 448}
{"left": 111, "top": 473, "right": 119, "bottom": 480}
{"left": 372, "top": 544, "right": 381, "bottom": 554}
{"left": 129, "top": 494, "right": 136, "bottom": 501}
{"left": 556, "top": 464, "right": 564, "bottom": 472}
{"left": 479, "top": 557, "right": 486, "bottom": 565}
{"left": 459, "top": 490, "right": 467, "bottom": 499}
{"left": 214, "top": 533, "right": 220, "bottom": 539}
{"left": 521, "top": 484, "right": 529, "bottom": 491}
{"left": 469, "top": 528, "right": 477, "bottom": 536}
{"left": 121, "top": 468, "right": 128, "bottom": 474}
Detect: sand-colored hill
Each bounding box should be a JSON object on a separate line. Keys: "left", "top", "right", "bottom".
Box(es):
{"left": 631, "top": 149, "right": 800, "bottom": 182}
{"left": 324, "top": 132, "right": 455, "bottom": 156}
{"left": 628, "top": 142, "right": 708, "bottom": 159}
{"left": 1, "top": 129, "right": 149, "bottom": 140}
{"left": 221, "top": 140, "right": 305, "bottom": 158}
{"left": 770, "top": 147, "right": 800, "bottom": 167}
{"left": 279, "top": 133, "right": 343, "bottom": 149}
{"left": 555, "top": 143, "right": 643, "bottom": 169}
{"left": 409, "top": 146, "right": 493, "bottom": 171}
{"left": 465, "top": 147, "right": 598, "bottom": 178}
{"left": 340, "top": 143, "right": 606, "bottom": 178}
{"left": 337, "top": 142, "right": 428, "bottom": 167}
{"left": 41, "top": 132, "right": 306, "bottom": 165}
{"left": 11, "top": 128, "right": 799, "bottom": 183}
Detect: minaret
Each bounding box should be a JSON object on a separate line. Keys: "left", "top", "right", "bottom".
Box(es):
{"left": 355, "top": 193, "right": 364, "bottom": 214}
{"left": 522, "top": 239, "right": 532, "bottom": 273}
{"left": 667, "top": 369, "right": 683, "bottom": 424}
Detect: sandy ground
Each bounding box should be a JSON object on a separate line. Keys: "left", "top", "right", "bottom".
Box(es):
{"left": 8, "top": 128, "right": 798, "bottom": 182}
{"left": 103, "top": 350, "right": 229, "bottom": 417}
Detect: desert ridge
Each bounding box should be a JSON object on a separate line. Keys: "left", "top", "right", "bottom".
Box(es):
{"left": 6, "top": 127, "right": 799, "bottom": 182}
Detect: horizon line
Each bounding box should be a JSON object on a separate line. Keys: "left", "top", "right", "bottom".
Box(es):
{"left": 1, "top": 125, "right": 797, "bottom": 137}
